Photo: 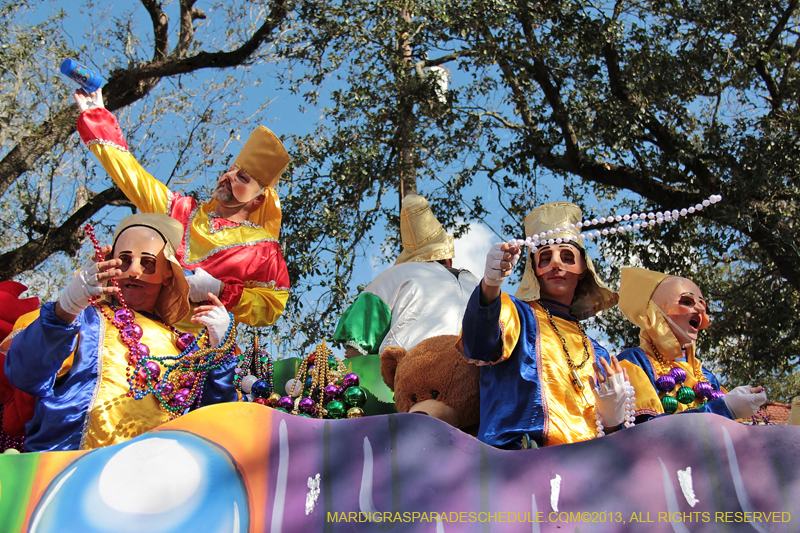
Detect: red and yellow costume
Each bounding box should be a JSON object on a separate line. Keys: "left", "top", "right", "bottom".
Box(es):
{"left": 77, "top": 109, "right": 290, "bottom": 327}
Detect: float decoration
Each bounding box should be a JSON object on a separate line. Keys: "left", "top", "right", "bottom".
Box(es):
{"left": 236, "top": 336, "right": 275, "bottom": 402}
{"left": 281, "top": 340, "right": 367, "bottom": 419}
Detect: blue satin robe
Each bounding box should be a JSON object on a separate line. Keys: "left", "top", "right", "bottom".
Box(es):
{"left": 5, "top": 302, "right": 236, "bottom": 452}
{"left": 459, "top": 287, "right": 611, "bottom": 449}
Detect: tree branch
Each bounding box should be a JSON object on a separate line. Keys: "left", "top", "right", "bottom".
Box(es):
{"left": 515, "top": 10, "right": 581, "bottom": 163}
{"left": 171, "top": 0, "right": 206, "bottom": 60}
{"left": 0, "top": 186, "right": 127, "bottom": 280}
{"left": 601, "top": 35, "right": 719, "bottom": 190}
{"left": 0, "top": 0, "right": 289, "bottom": 200}
{"left": 140, "top": 0, "right": 170, "bottom": 61}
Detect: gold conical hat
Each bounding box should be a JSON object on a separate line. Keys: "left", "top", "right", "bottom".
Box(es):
{"left": 234, "top": 126, "right": 290, "bottom": 189}
{"left": 218, "top": 126, "right": 291, "bottom": 238}
{"left": 514, "top": 202, "right": 618, "bottom": 320}
{"left": 394, "top": 194, "right": 454, "bottom": 265}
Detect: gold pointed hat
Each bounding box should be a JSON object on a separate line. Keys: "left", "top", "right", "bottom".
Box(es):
{"left": 207, "top": 126, "right": 291, "bottom": 239}
{"left": 394, "top": 194, "right": 455, "bottom": 265}
{"left": 234, "top": 126, "right": 290, "bottom": 189}
{"left": 514, "top": 202, "right": 618, "bottom": 319}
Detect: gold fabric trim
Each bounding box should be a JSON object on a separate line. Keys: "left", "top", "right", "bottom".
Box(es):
{"left": 242, "top": 280, "right": 290, "bottom": 292}
{"left": 182, "top": 205, "right": 280, "bottom": 266}
{"left": 345, "top": 340, "right": 369, "bottom": 356}
{"left": 165, "top": 190, "right": 175, "bottom": 216}
{"left": 207, "top": 211, "right": 263, "bottom": 233}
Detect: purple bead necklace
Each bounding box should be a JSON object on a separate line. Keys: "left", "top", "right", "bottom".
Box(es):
{"left": 651, "top": 343, "right": 723, "bottom": 414}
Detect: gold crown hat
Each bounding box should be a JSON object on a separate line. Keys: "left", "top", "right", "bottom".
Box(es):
{"left": 108, "top": 213, "right": 191, "bottom": 326}
{"left": 515, "top": 202, "right": 618, "bottom": 320}
{"left": 394, "top": 194, "right": 455, "bottom": 265}
{"left": 213, "top": 126, "right": 291, "bottom": 239}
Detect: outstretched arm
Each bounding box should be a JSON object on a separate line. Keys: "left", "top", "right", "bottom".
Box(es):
{"left": 75, "top": 89, "right": 172, "bottom": 215}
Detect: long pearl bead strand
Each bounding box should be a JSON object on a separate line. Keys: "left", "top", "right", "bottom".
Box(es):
{"left": 509, "top": 194, "right": 722, "bottom": 253}
{"left": 595, "top": 381, "right": 637, "bottom": 437}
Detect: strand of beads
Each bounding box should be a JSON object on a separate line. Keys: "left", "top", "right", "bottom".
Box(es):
{"left": 750, "top": 408, "right": 773, "bottom": 426}
{"left": 0, "top": 405, "right": 25, "bottom": 453}
{"left": 128, "top": 315, "right": 238, "bottom": 418}
{"left": 268, "top": 340, "right": 367, "bottom": 419}
{"left": 595, "top": 380, "right": 637, "bottom": 437}
{"left": 509, "top": 194, "right": 722, "bottom": 253}
{"left": 655, "top": 367, "right": 722, "bottom": 413}
{"left": 237, "top": 337, "right": 274, "bottom": 401}
{"left": 84, "top": 224, "right": 152, "bottom": 367}
{"left": 624, "top": 381, "right": 636, "bottom": 428}
{"left": 651, "top": 345, "right": 722, "bottom": 414}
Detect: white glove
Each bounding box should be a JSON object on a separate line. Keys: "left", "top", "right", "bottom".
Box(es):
{"left": 186, "top": 268, "right": 223, "bottom": 302}
{"left": 483, "top": 241, "right": 520, "bottom": 287}
{"left": 723, "top": 385, "right": 767, "bottom": 419}
{"left": 73, "top": 88, "right": 105, "bottom": 112}
{"left": 592, "top": 372, "right": 629, "bottom": 427}
{"left": 58, "top": 260, "right": 106, "bottom": 315}
{"left": 196, "top": 305, "right": 231, "bottom": 346}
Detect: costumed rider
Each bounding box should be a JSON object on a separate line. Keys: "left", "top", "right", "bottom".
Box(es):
{"left": 4, "top": 214, "right": 238, "bottom": 452}
{"left": 73, "top": 89, "right": 291, "bottom": 328}
{"left": 333, "top": 194, "right": 479, "bottom": 358}
{"left": 616, "top": 267, "right": 766, "bottom": 421}
{"left": 459, "top": 202, "right": 630, "bottom": 449}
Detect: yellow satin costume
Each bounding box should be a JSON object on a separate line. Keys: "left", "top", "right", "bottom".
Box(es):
{"left": 77, "top": 108, "right": 290, "bottom": 329}
{"left": 460, "top": 293, "right": 610, "bottom": 448}
{"left": 616, "top": 267, "right": 728, "bottom": 418}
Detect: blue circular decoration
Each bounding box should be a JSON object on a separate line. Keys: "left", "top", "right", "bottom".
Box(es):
{"left": 28, "top": 431, "right": 249, "bottom": 533}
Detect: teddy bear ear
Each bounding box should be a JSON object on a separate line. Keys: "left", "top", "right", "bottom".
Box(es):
{"left": 380, "top": 345, "right": 406, "bottom": 391}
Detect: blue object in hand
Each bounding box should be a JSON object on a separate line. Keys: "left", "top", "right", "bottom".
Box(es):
{"left": 59, "top": 59, "right": 104, "bottom": 93}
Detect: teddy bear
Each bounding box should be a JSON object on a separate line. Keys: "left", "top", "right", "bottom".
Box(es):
{"left": 380, "top": 334, "right": 480, "bottom": 434}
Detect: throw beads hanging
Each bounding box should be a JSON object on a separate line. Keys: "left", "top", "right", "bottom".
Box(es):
{"left": 595, "top": 381, "right": 637, "bottom": 437}
{"left": 509, "top": 194, "right": 723, "bottom": 252}
{"left": 257, "top": 340, "right": 368, "bottom": 419}
{"left": 651, "top": 345, "right": 723, "bottom": 414}
{"left": 84, "top": 223, "right": 238, "bottom": 419}
{"left": 126, "top": 319, "right": 237, "bottom": 419}
{"left": 236, "top": 336, "right": 275, "bottom": 401}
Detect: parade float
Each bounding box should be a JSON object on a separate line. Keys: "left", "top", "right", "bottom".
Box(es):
{"left": 2, "top": 191, "right": 799, "bottom": 531}
{"left": 0, "top": 396, "right": 798, "bottom": 532}
{"left": 0, "top": 339, "right": 798, "bottom": 532}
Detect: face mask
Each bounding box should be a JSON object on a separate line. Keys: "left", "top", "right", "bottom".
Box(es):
{"left": 112, "top": 227, "right": 170, "bottom": 284}
{"left": 658, "top": 307, "right": 695, "bottom": 348}
{"left": 215, "top": 167, "right": 264, "bottom": 205}
{"left": 660, "top": 292, "right": 709, "bottom": 326}
{"left": 534, "top": 244, "right": 587, "bottom": 276}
